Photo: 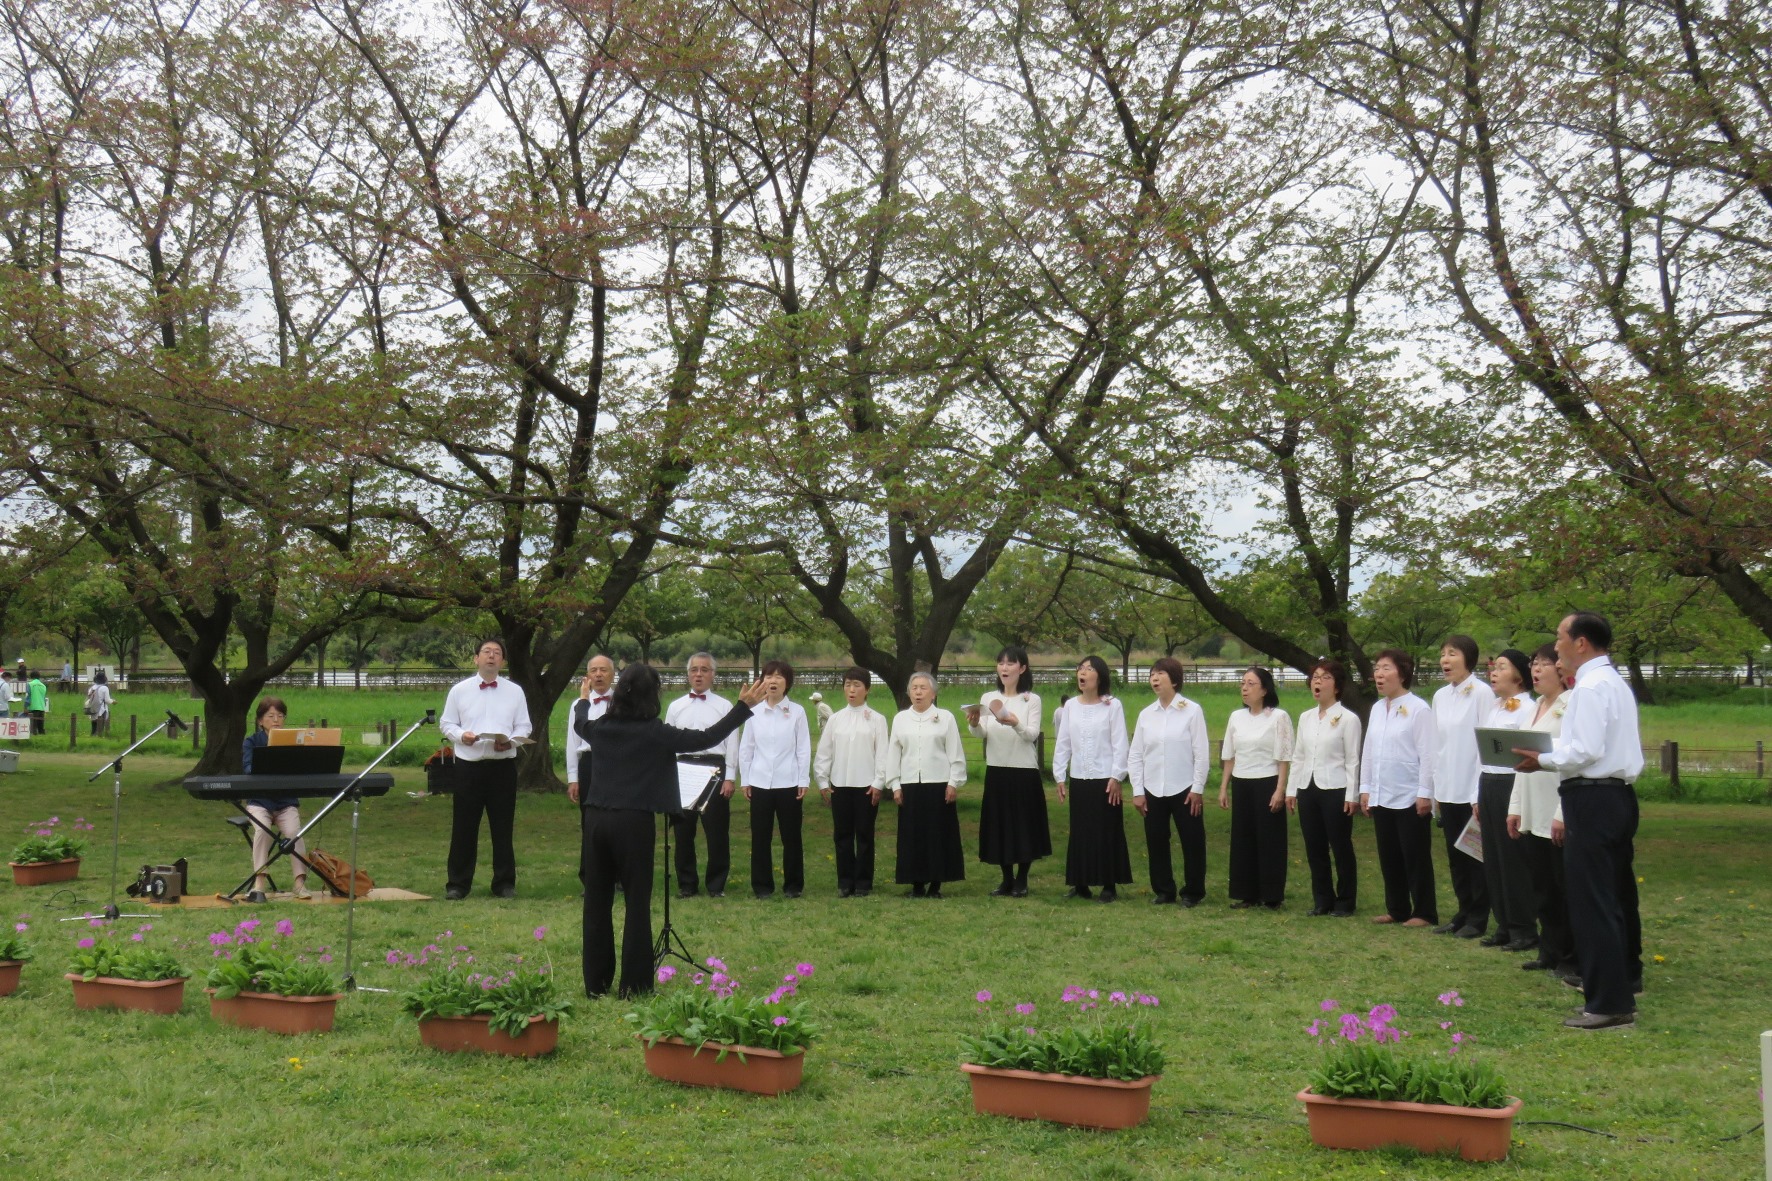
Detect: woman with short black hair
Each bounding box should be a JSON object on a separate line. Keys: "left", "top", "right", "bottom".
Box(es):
{"left": 1288, "top": 659, "right": 1361, "bottom": 916}
{"left": 1360, "top": 649, "right": 1439, "bottom": 927}
{"left": 1218, "top": 667, "right": 1294, "bottom": 910}
{"left": 1053, "top": 656, "right": 1131, "bottom": 902}
{"left": 739, "top": 659, "right": 811, "bottom": 899}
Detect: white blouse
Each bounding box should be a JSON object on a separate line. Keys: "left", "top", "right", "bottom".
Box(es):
{"left": 1052, "top": 698, "right": 1129, "bottom": 783}
{"left": 883, "top": 706, "right": 967, "bottom": 790}
{"left": 1288, "top": 701, "right": 1362, "bottom": 801}
{"left": 1479, "top": 691, "right": 1534, "bottom": 776}
{"left": 969, "top": 690, "right": 1042, "bottom": 770}
{"left": 1431, "top": 675, "right": 1495, "bottom": 805}
{"left": 1360, "top": 692, "right": 1437, "bottom": 809}
{"left": 1508, "top": 697, "right": 1566, "bottom": 837}
{"left": 738, "top": 698, "right": 811, "bottom": 789}
{"left": 1221, "top": 707, "right": 1295, "bottom": 780}
{"left": 1127, "top": 696, "right": 1209, "bottom": 797}
{"left": 814, "top": 705, "right": 890, "bottom": 791}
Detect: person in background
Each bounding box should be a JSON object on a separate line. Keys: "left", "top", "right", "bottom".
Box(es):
{"left": 1129, "top": 657, "right": 1209, "bottom": 907}
{"left": 241, "top": 696, "right": 311, "bottom": 902}
{"left": 438, "top": 639, "right": 531, "bottom": 900}
{"left": 1513, "top": 612, "right": 1645, "bottom": 1031}
{"left": 2, "top": 669, "right": 15, "bottom": 718}
{"left": 1478, "top": 649, "right": 1537, "bottom": 952}
{"left": 1508, "top": 643, "right": 1575, "bottom": 979}
{"left": 885, "top": 671, "right": 967, "bottom": 898}
{"left": 1053, "top": 656, "right": 1131, "bottom": 903}
{"left": 739, "top": 659, "right": 811, "bottom": 899}
{"left": 26, "top": 670, "right": 48, "bottom": 735}
{"left": 577, "top": 665, "right": 764, "bottom": 998}
{"left": 84, "top": 670, "right": 113, "bottom": 737}
{"left": 815, "top": 667, "right": 890, "bottom": 897}
{"left": 1218, "top": 667, "right": 1295, "bottom": 910}
{"left": 1361, "top": 649, "right": 1439, "bottom": 928}
{"left": 1431, "top": 635, "right": 1492, "bottom": 939}
{"left": 665, "top": 652, "right": 739, "bottom": 898}
{"left": 967, "top": 645, "right": 1048, "bottom": 899}
{"left": 1288, "top": 658, "right": 1362, "bottom": 917}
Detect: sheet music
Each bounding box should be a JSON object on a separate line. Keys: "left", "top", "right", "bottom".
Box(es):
{"left": 677, "top": 761, "right": 722, "bottom": 812}
{"left": 1475, "top": 727, "right": 1551, "bottom": 764}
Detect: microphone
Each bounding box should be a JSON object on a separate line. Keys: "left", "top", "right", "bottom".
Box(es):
{"left": 165, "top": 710, "right": 187, "bottom": 734}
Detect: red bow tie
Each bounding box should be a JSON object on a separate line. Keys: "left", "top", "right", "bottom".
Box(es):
{"left": 592, "top": 695, "right": 610, "bottom": 705}
{"left": 478, "top": 679, "right": 498, "bottom": 690}
{"left": 690, "top": 692, "right": 707, "bottom": 700}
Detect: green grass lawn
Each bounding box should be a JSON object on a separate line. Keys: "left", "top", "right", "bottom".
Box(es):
{"left": 1, "top": 744, "right": 1768, "bottom": 1179}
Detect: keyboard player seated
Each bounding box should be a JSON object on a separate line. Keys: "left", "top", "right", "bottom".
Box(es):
{"left": 242, "top": 697, "right": 311, "bottom": 902}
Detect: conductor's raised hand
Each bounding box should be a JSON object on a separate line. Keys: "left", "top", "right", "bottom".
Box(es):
{"left": 736, "top": 678, "right": 768, "bottom": 707}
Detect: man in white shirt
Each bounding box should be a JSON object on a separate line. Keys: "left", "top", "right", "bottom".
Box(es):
{"left": 664, "top": 652, "right": 739, "bottom": 898}
{"left": 1128, "top": 657, "right": 1210, "bottom": 906}
{"left": 1514, "top": 612, "right": 1644, "bottom": 1030}
{"left": 437, "top": 639, "right": 532, "bottom": 900}
{"left": 567, "top": 654, "right": 615, "bottom": 891}
{"left": 814, "top": 667, "right": 890, "bottom": 897}
{"left": 1431, "top": 636, "right": 1493, "bottom": 939}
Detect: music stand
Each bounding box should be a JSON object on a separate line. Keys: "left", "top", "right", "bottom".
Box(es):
{"left": 655, "top": 755, "right": 723, "bottom": 969}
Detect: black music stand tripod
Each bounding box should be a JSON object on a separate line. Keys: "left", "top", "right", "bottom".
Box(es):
{"left": 63, "top": 710, "right": 184, "bottom": 923}
{"left": 654, "top": 756, "right": 723, "bottom": 970}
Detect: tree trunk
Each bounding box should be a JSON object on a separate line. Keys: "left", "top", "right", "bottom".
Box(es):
{"left": 1626, "top": 649, "right": 1653, "bottom": 704}
{"left": 186, "top": 667, "right": 263, "bottom": 777}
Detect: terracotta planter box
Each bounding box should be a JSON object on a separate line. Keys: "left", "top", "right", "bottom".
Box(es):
{"left": 208, "top": 988, "right": 343, "bottom": 1035}
{"left": 0, "top": 960, "right": 22, "bottom": 997}
{"left": 640, "top": 1036, "right": 805, "bottom": 1095}
{"left": 419, "top": 1014, "right": 559, "bottom": 1057}
{"left": 1297, "top": 1089, "right": 1524, "bottom": 1162}
{"left": 11, "top": 858, "right": 80, "bottom": 887}
{"left": 66, "top": 973, "right": 186, "bottom": 1014}
{"left": 961, "top": 1063, "right": 1159, "bottom": 1130}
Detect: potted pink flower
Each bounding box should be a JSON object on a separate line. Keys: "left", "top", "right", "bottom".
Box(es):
{"left": 66, "top": 920, "right": 189, "bottom": 1013}
{"left": 627, "top": 956, "right": 817, "bottom": 1095}
{"left": 204, "top": 917, "right": 344, "bottom": 1034}
{"left": 10, "top": 816, "right": 93, "bottom": 886}
{"left": 392, "top": 926, "right": 573, "bottom": 1056}
{"left": 1, "top": 915, "right": 32, "bottom": 997}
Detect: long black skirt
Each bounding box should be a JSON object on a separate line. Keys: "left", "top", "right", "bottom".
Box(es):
{"left": 895, "top": 782, "right": 965, "bottom": 884}
{"left": 1064, "top": 778, "right": 1132, "bottom": 887}
{"left": 978, "top": 765, "right": 1051, "bottom": 865}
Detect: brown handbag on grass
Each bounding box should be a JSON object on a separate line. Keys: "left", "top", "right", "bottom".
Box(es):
{"left": 304, "top": 848, "right": 373, "bottom": 897}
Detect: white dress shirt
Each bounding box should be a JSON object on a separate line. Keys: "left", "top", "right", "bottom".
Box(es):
{"left": 1052, "top": 698, "right": 1129, "bottom": 783}
{"left": 1479, "top": 691, "right": 1534, "bottom": 776}
{"left": 883, "top": 706, "right": 967, "bottom": 789}
{"left": 815, "top": 704, "right": 890, "bottom": 790}
{"left": 1431, "top": 675, "right": 1494, "bottom": 804}
{"left": 1221, "top": 707, "right": 1295, "bottom": 779}
{"left": 1289, "top": 701, "right": 1362, "bottom": 802}
{"left": 969, "top": 690, "right": 1042, "bottom": 769}
{"left": 739, "top": 698, "right": 810, "bottom": 789}
{"left": 1538, "top": 656, "right": 1644, "bottom": 783}
{"left": 664, "top": 691, "right": 741, "bottom": 776}
{"left": 1128, "top": 696, "right": 1209, "bottom": 798}
{"left": 439, "top": 675, "right": 531, "bottom": 761}
{"left": 565, "top": 690, "right": 614, "bottom": 784}
{"left": 1360, "top": 692, "right": 1437, "bottom": 808}
{"left": 1508, "top": 697, "right": 1566, "bottom": 836}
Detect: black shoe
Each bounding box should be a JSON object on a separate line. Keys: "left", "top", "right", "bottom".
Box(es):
{"left": 1010, "top": 886, "right": 1029, "bottom": 898}
{"left": 1560, "top": 973, "right": 1584, "bottom": 991}
{"left": 909, "top": 885, "right": 927, "bottom": 898}
{"left": 837, "top": 886, "right": 854, "bottom": 898}
{"left": 1097, "top": 889, "right": 1117, "bottom": 903}
{"left": 1504, "top": 937, "right": 1539, "bottom": 953}
{"left": 491, "top": 885, "right": 515, "bottom": 899}
{"left": 754, "top": 891, "right": 775, "bottom": 900}
{"left": 246, "top": 890, "right": 268, "bottom": 904}
{"left": 1563, "top": 1010, "right": 1635, "bottom": 1030}
{"left": 1432, "top": 921, "right": 1461, "bottom": 935}
{"left": 444, "top": 888, "right": 467, "bottom": 901}
{"left": 990, "top": 883, "right": 1013, "bottom": 897}
{"left": 1150, "top": 894, "right": 1175, "bottom": 906}
{"left": 708, "top": 891, "right": 725, "bottom": 899}
{"left": 927, "top": 887, "right": 944, "bottom": 899}
{"left": 678, "top": 886, "right": 699, "bottom": 898}
{"left": 1264, "top": 901, "right": 1283, "bottom": 911}
{"left": 1065, "top": 886, "right": 1092, "bottom": 900}
{"left": 1229, "top": 900, "right": 1256, "bottom": 910}
{"left": 853, "top": 888, "right": 870, "bottom": 897}
{"left": 1330, "top": 908, "right": 1355, "bottom": 917}
{"left": 783, "top": 889, "right": 801, "bottom": 899}
{"left": 1454, "top": 924, "right": 1484, "bottom": 939}
{"left": 1178, "top": 897, "right": 1201, "bottom": 909}
{"left": 1521, "top": 958, "right": 1557, "bottom": 971}
{"left": 1307, "top": 905, "right": 1332, "bottom": 916}
{"left": 1479, "top": 933, "right": 1509, "bottom": 947}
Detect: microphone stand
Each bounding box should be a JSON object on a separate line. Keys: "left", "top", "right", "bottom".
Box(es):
{"left": 333, "top": 709, "right": 434, "bottom": 992}
{"left": 63, "top": 714, "right": 179, "bottom": 923}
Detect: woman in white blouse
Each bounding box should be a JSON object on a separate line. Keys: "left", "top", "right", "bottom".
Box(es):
{"left": 1288, "top": 659, "right": 1361, "bottom": 916}
{"left": 1218, "top": 667, "right": 1295, "bottom": 909}
{"left": 884, "top": 671, "right": 967, "bottom": 898}
{"left": 1128, "top": 657, "right": 1209, "bottom": 906}
{"left": 738, "top": 660, "right": 812, "bottom": 899}
{"left": 1477, "top": 649, "right": 1537, "bottom": 952}
{"left": 1360, "top": 649, "right": 1439, "bottom": 927}
{"left": 1052, "top": 655, "right": 1131, "bottom": 902}
{"left": 1508, "top": 643, "right": 1575, "bottom": 975}
{"left": 966, "top": 645, "right": 1048, "bottom": 899}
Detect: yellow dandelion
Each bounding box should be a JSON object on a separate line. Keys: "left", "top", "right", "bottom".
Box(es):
{"left": 1652, "top": 955, "right": 1665, "bottom": 963}
{"left": 287, "top": 1056, "right": 303, "bottom": 1070}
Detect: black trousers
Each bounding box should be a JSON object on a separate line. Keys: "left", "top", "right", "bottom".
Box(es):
{"left": 446, "top": 758, "right": 517, "bottom": 894}
{"left": 1477, "top": 773, "right": 1535, "bottom": 942}
{"left": 29, "top": 709, "right": 45, "bottom": 735}
{"left": 1228, "top": 775, "right": 1286, "bottom": 905}
{"left": 829, "top": 786, "right": 879, "bottom": 892}
{"left": 1296, "top": 782, "right": 1357, "bottom": 913}
{"left": 1437, "top": 800, "right": 1488, "bottom": 930}
{"left": 1517, "top": 831, "right": 1576, "bottom": 970}
{"left": 1371, "top": 805, "right": 1437, "bottom": 923}
{"left": 673, "top": 789, "right": 731, "bottom": 895}
{"left": 1142, "top": 793, "right": 1206, "bottom": 902}
{"left": 749, "top": 789, "right": 803, "bottom": 896}
{"left": 1560, "top": 781, "right": 1641, "bottom": 1015}
{"left": 581, "top": 806, "right": 657, "bottom": 999}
